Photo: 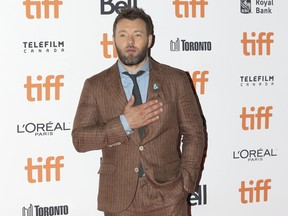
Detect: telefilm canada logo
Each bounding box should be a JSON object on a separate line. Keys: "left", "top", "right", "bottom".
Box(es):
{"left": 17, "top": 121, "right": 71, "bottom": 136}
{"left": 233, "top": 148, "right": 277, "bottom": 162}
{"left": 240, "top": 0, "right": 275, "bottom": 14}
{"left": 22, "top": 204, "right": 69, "bottom": 216}
{"left": 170, "top": 38, "right": 212, "bottom": 52}
{"left": 240, "top": 75, "right": 274, "bottom": 87}
{"left": 23, "top": 41, "right": 65, "bottom": 54}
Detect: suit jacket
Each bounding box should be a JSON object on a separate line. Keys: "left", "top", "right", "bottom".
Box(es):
{"left": 72, "top": 58, "right": 206, "bottom": 213}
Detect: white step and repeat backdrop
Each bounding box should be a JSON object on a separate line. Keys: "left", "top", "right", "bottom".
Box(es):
{"left": 1, "top": 0, "right": 287, "bottom": 215}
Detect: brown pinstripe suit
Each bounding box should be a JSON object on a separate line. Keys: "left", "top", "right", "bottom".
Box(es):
{"left": 72, "top": 58, "right": 206, "bottom": 213}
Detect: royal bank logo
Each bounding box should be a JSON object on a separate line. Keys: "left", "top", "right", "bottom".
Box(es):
{"left": 22, "top": 204, "right": 69, "bottom": 216}
{"left": 17, "top": 121, "right": 71, "bottom": 136}
{"left": 240, "top": 75, "right": 274, "bottom": 87}
{"left": 240, "top": 0, "right": 252, "bottom": 14}
{"left": 240, "top": 0, "right": 275, "bottom": 14}
{"left": 233, "top": 148, "right": 277, "bottom": 162}
{"left": 170, "top": 38, "right": 212, "bottom": 52}
{"left": 23, "top": 41, "right": 65, "bottom": 54}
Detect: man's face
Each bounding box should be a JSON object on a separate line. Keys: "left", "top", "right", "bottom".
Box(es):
{"left": 114, "top": 18, "right": 152, "bottom": 66}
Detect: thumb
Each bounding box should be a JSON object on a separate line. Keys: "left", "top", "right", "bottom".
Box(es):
{"left": 127, "top": 95, "right": 135, "bottom": 107}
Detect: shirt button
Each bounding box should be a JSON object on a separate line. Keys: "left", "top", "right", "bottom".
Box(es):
{"left": 135, "top": 167, "right": 139, "bottom": 173}
{"left": 139, "top": 146, "right": 144, "bottom": 151}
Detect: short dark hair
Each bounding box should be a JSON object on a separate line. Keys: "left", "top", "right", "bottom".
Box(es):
{"left": 113, "top": 7, "right": 154, "bottom": 36}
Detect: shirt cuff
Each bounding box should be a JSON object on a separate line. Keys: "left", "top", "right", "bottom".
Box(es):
{"left": 120, "top": 115, "right": 134, "bottom": 135}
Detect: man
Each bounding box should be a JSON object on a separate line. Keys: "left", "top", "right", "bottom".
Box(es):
{"left": 72, "top": 7, "right": 206, "bottom": 216}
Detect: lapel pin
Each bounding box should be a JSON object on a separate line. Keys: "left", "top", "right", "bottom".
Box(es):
{"left": 153, "top": 83, "right": 159, "bottom": 90}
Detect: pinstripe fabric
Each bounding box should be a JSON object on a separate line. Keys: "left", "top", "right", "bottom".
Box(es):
{"left": 72, "top": 58, "right": 205, "bottom": 213}
{"left": 104, "top": 176, "right": 190, "bottom": 216}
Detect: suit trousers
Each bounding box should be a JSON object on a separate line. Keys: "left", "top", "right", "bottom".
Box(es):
{"left": 104, "top": 176, "right": 190, "bottom": 216}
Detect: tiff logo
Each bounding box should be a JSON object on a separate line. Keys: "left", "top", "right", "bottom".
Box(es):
{"left": 239, "top": 179, "right": 272, "bottom": 204}
{"left": 22, "top": 204, "right": 33, "bottom": 216}
{"left": 241, "top": 32, "right": 274, "bottom": 56}
{"left": 24, "top": 75, "right": 64, "bottom": 102}
{"left": 173, "top": 0, "right": 208, "bottom": 18}
{"left": 240, "top": 106, "right": 273, "bottom": 130}
{"left": 23, "top": 0, "right": 63, "bottom": 19}
{"left": 25, "top": 156, "right": 64, "bottom": 183}
{"left": 101, "top": 33, "right": 117, "bottom": 58}
{"left": 191, "top": 70, "right": 209, "bottom": 95}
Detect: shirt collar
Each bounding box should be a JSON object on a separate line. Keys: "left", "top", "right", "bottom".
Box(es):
{"left": 118, "top": 58, "right": 150, "bottom": 75}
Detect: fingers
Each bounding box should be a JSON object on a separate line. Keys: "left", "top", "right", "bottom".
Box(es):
{"left": 123, "top": 99, "right": 164, "bottom": 129}
{"left": 142, "top": 100, "right": 163, "bottom": 116}
{"left": 140, "top": 99, "right": 161, "bottom": 109}
{"left": 136, "top": 100, "right": 163, "bottom": 126}
{"left": 142, "top": 114, "right": 161, "bottom": 126}
{"left": 144, "top": 103, "right": 163, "bottom": 124}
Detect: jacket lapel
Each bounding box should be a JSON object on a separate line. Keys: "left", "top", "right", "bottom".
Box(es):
{"left": 146, "top": 59, "right": 163, "bottom": 102}
{"left": 142, "top": 60, "right": 165, "bottom": 145}
{"left": 104, "top": 63, "right": 127, "bottom": 112}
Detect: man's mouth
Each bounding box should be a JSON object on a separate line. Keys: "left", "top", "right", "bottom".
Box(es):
{"left": 126, "top": 47, "right": 137, "bottom": 53}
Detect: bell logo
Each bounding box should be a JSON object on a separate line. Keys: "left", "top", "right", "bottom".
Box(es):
{"left": 100, "top": 0, "right": 137, "bottom": 15}
{"left": 187, "top": 184, "right": 208, "bottom": 206}
{"left": 24, "top": 156, "right": 64, "bottom": 183}
{"left": 191, "top": 70, "right": 209, "bottom": 95}
{"left": 101, "top": 33, "right": 118, "bottom": 58}
{"left": 241, "top": 32, "right": 274, "bottom": 56}
{"left": 239, "top": 179, "right": 271, "bottom": 204}
{"left": 23, "top": 0, "right": 63, "bottom": 19}
{"left": 240, "top": 106, "right": 273, "bottom": 130}
{"left": 173, "top": 0, "right": 208, "bottom": 18}
{"left": 24, "top": 75, "right": 64, "bottom": 102}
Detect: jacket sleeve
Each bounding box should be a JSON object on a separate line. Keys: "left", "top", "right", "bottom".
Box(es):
{"left": 177, "top": 72, "right": 206, "bottom": 193}
{"left": 72, "top": 79, "right": 128, "bottom": 152}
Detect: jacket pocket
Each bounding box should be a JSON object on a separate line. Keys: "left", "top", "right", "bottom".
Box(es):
{"left": 97, "top": 163, "right": 116, "bottom": 175}
{"left": 153, "top": 160, "right": 181, "bottom": 184}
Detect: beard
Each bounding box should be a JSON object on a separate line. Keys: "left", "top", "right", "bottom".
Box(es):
{"left": 115, "top": 43, "right": 149, "bottom": 66}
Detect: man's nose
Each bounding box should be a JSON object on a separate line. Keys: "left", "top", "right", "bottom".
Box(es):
{"left": 127, "top": 35, "right": 135, "bottom": 45}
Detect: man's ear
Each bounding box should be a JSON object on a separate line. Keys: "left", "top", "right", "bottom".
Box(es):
{"left": 148, "top": 34, "right": 153, "bottom": 48}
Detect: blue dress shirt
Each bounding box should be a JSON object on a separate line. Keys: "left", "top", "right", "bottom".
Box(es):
{"left": 118, "top": 58, "right": 150, "bottom": 135}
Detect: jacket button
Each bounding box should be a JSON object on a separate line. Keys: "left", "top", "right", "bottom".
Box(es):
{"left": 134, "top": 167, "right": 139, "bottom": 173}
{"left": 139, "top": 146, "right": 144, "bottom": 151}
